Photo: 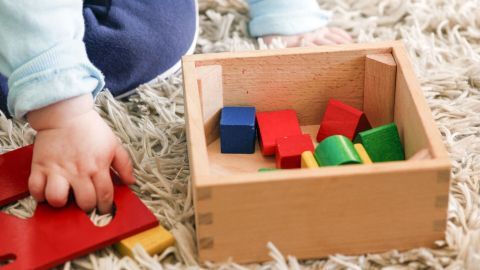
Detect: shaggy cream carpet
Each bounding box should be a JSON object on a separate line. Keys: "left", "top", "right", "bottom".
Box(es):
{"left": 2, "top": 0, "right": 480, "bottom": 269}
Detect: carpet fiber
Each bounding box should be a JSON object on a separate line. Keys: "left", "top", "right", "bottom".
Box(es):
{"left": 1, "top": 0, "right": 480, "bottom": 269}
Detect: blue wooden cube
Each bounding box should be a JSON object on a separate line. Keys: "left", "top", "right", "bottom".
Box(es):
{"left": 220, "top": 106, "right": 256, "bottom": 154}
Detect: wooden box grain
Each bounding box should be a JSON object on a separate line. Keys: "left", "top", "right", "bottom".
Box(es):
{"left": 182, "top": 41, "right": 451, "bottom": 263}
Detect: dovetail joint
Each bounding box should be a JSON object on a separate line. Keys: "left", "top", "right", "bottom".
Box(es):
{"left": 197, "top": 187, "right": 212, "bottom": 201}
{"left": 199, "top": 237, "right": 214, "bottom": 249}
{"left": 435, "top": 195, "right": 449, "bottom": 208}
{"left": 198, "top": 212, "right": 213, "bottom": 225}
{"left": 433, "top": 219, "right": 446, "bottom": 232}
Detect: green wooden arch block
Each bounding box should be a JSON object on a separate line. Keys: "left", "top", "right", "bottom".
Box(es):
{"left": 258, "top": 168, "right": 278, "bottom": 172}
{"left": 314, "top": 135, "right": 362, "bottom": 166}
{"left": 354, "top": 123, "right": 405, "bottom": 162}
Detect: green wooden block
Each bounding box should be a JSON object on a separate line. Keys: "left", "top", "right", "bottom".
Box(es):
{"left": 354, "top": 123, "right": 405, "bottom": 162}
{"left": 314, "top": 135, "right": 362, "bottom": 166}
{"left": 258, "top": 168, "right": 278, "bottom": 172}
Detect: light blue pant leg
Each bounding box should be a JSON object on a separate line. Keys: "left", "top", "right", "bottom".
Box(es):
{"left": 248, "top": 0, "right": 331, "bottom": 37}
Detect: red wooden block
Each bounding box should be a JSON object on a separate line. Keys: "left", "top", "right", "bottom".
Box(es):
{"left": 316, "top": 99, "right": 371, "bottom": 142}
{"left": 256, "top": 109, "right": 302, "bottom": 155}
{"left": 0, "top": 146, "right": 158, "bottom": 270}
{"left": 275, "top": 134, "right": 315, "bottom": 169}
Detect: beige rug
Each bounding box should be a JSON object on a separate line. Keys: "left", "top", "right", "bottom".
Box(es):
{"left": 2, "top": 0, "right": 480, "bottom": 269}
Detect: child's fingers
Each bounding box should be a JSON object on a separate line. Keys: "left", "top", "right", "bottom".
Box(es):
{"left": 330, "top": 27, "right": 352, "bottom": 41}
{"left": 28, "top": 168, "right": 47, "bottom": 202}
{"left": 313, "top": 36, "right": 336, "bottom": 46}
{"left": 70, "top": 177, "right": 97, "bottom": 212}
{"left": 91, "top": 170, "right": 114, "bottom": 214}
{"left": 112, "top": 144, "right": 136, "bottom": 185}
{"left": 324, "top": 32, "right": 350, "bottom": 44}
{"left": 45, "top": 174, "right": 70, "bottom": 208}
{"left": 301, "top": 39, "right": 317, "bottom": 47}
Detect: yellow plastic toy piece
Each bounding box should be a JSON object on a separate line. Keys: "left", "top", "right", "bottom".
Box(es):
{"left": 301, "top": 151, "right": 319, "bottom": 168}
{"left": 354, "top": 144, "right": 372, "bottom": 164}
{"left": 115, "top": 225, "right": 175, "bottom": 257}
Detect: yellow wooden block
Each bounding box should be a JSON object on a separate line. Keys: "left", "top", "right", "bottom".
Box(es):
{"left": 115, "top": 225, "right": 175, "bottom": 257}
{"left": 354, "top": 144, "right": 373, "bottom": 164}
{"left": 301, "top": 151, "right": 319, "bottom": 168}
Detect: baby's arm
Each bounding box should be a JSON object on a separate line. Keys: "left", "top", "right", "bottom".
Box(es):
{"left": 0, "top": 0, "right": 135, "bottom": 213}
{"left": 248, "top": 0, "right": 351, "bottom": 47}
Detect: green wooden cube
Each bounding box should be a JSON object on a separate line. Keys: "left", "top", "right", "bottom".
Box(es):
{"left": 354, "top": 123, "right": 405, "bottom": 162}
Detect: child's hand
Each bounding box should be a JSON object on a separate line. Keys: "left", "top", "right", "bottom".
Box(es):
{"left": 26, "top": 94, "right": 135, "bottom": 214}
{"left": 261, "top": 27, "right": 352, "bottom": 47}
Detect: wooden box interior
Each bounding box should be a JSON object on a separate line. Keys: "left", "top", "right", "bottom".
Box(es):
{"left": 191, "top": 46, "right": 436, "bottom": 177}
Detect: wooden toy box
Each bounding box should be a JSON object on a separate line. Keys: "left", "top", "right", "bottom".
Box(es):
{"left": 182, "top": 41, "right": 451, "bottom": 263}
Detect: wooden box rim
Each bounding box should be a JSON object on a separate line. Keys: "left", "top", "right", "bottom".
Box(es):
{"left": 182, "top": 40, "right": 450, "bottom": 188}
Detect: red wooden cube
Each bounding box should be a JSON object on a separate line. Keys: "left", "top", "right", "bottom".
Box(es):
{"left": 256, "top": 109, "right": 302, "bottom": 155}
{"left": 276, "top": 134, "right": 315, "bottom": 169}
{"left": 316, "top": 99, "right": 371, "bottom": 142}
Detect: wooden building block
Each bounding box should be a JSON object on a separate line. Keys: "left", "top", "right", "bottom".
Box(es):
{"left": 301, "top": 151, "right": 319, "bottom": 168}
{"left": 354, "top": 123, "right": 405, "bottom": 162}
{"left": 354, "top": 144, "right": 373, "bottom": 164}
{"left": 258, "top": 168, "right": 278, "bottom": 172}
{"left": 220, "top": 106, "right": 256, "bottom": 154}
{"left": 256, "top": 110, "right": 302, "bottom": 155}
{"left": 276, "top": 134, "right": 314, "bottom": 169}
{"left": 315, "top": 135, "right": 362, "bottom": 166}
{"left": 115, "top": 225, "right": 175, "bottom": 257}
{"left": 364, "top": 54, "right": 397, "bottom": 127}
{"left": 316, "top": 99, "right": 371, "bottom": 142}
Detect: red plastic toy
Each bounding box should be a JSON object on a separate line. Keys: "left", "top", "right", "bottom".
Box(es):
{"left": 275, "top": 134, "right": 315, "bottom": 169}
{"left": 316, "top": 99, "right": 371, "bottom": 142}
{"left": 0, "top": 145, "right": 158, "bottom": 270}
{"left": 256, "top": 109, "right": 302, "bottom": 155}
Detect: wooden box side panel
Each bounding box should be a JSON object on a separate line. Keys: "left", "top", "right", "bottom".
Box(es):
{"left": 195, "top": 48, "right": 391, "bottom": 126}
{"left": 182, "top": 61, "right": 210, "bottom": 179}
{"left": 196, "top": 65, "right": 224, "bottom": 144}
{"left": 392, "top": 45, "right": 449, "bottom": 159}
{"left": 195, "top": 162, "right": 450, "bottom": 263}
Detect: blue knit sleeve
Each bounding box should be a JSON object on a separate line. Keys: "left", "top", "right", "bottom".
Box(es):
{"left": 248, "top": 0, "right": 331, "bottom": 37}
{"left": 0, "top": 0, "right": 105, "bottom": 119}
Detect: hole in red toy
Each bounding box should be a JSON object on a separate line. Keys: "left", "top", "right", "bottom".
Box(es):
{"left": 0, "top": 253, "right": 16, "bottom": 267}
{"left": 87, "top": 203, "right": 116, "bottom": 227}
{"left": 0, "top": 196, "right": 37, "bottom": 219}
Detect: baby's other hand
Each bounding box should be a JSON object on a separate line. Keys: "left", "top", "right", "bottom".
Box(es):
{"left": 27, "top": 94, "right": 135, "bottom": 214}
{"left": 261, "top": 27, "right": 352, "bottom": 48}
